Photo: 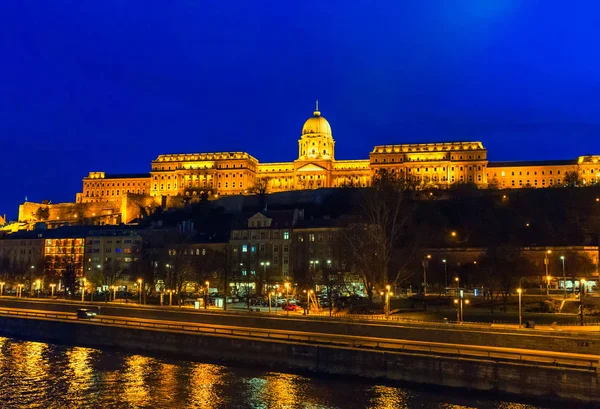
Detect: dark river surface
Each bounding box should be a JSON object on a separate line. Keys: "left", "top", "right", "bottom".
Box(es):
{"left": 0, "top": 336, "right": 590, "bottom": 408}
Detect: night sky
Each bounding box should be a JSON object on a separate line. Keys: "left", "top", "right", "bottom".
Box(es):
{"left": 1, "top": 2, "right": 599, "bottom": 220}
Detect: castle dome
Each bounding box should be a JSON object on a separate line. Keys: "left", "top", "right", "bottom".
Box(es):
{"left": 301, "top": 101, "right": 332, "bottom": 137}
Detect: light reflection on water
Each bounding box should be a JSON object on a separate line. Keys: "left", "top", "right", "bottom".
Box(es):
{"left": 0, "top": 337, "right": 580, "bottom": 409}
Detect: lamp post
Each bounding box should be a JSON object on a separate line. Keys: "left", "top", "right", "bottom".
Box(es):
{"left": 36, "top": 279, "right": 41, "bottom": 298}
{"left": 137, "top": 278, "right": 143, "bottom": 305}
{"left": 422, "top": 255, "right": 431, "bottom": 297}
{"left": 205, "top": 281, "right": 210, "bottom": 310}
{"left": 310, "top": 260, "right": 319, "bottom": 286}
{"left": 168, "top": 289, "right": 173, "bottom": 307}
{"left": 580, "top": 279, "right": 587, "bottom": 326}
{"left": 269, "top": 291, "right": 274, "bottom": 313}
{"left": 385, "top": 284, "right": 391, "bottom": 316}
{"left": 461, "top": 299, "right": 469, "bottom": 322}
{"left": 442, "top": 259, "right": 447, "bottom": 289}
{"left": 81, "top": 278, "right": 86, "bottom": 302}
{"left": 454, "top": 298, "right": 459, "bottom": 322}
{"left": 560, "top": 256, "right": 566, "bottom": 299}
{"left": 0, "top": 282, "right": 4, "bottom": 297}
{"left": 260, "top": 261, "right": 270, "bottom": 296}
{"left": 517, "top": 288, "right": 522, "bottom": 328}
{"left": 544, "top": 249, "right": 552, "bottom": 296}
{"left": 50, "top": 284, "right": 56, "bottom": 298}
{"left": 284, "top": 282, "right": 290, "bottom": 317}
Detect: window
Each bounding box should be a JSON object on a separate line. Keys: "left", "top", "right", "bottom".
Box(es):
{"left": 283, "top": 231, "right": 290, "bottom": 240}
{"left": 251, "top": 245, "right": 256, "bottom": 253}
{"left": 309, "top": 233, "right": 315, "bottom": 242}
{"left": 297, "top": 234, "right": 304, "bottom": 242}
{"left": 283, "top": 244, "right": 289, "bottom": 252}
{"left": 242, "top": 245, "right": 248, "bottom": 253}
{"left": 259, "top": 244, "right": 265, "bottom": 252}
{"left": 274, "top": 244, "right": 279, "bottom": 252}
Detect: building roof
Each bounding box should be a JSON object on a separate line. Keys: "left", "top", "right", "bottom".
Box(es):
{"left": 103, "top": 173, "right": 150, "bottom": 179}
{"left": 1, "top": 225, "right": 145, "bottom": 240}
{"left": 488, "top": 159, "right": 577, "bottom": 168}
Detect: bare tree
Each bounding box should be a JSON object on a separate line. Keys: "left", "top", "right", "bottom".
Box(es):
{"left": 343, "top": 170, "right": 416, "bottom": 299}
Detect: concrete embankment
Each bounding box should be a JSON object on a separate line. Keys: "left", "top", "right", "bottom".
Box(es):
{"left": 0, "top": 314, "right": 598, "bottom": 404}
{"left": 1, "top": 298, "right": 599, "bottom": 356}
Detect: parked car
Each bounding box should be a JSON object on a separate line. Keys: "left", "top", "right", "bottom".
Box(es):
{"left": 76, "top": 309, "right": 97, "bottom": 319}
{"left": 281, "top": 303, "right": 301, "bottom": 312}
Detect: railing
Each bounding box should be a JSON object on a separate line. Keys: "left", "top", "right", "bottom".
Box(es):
{"left": 0, "top": 307, "right": 598, "bottom": 371}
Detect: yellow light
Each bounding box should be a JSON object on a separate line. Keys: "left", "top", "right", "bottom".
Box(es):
{"left": 464, "top": 299, "right": 470, "bottom": 305}
{"left": 426, "top": 254, "right": 431, "bottom": 259}
{"left": 453, "top": 299, "right": 459, "bottom": 304}
{"left": 389, "top": 292, "right": 393, "bottom": 296}
{"left": 386, "top": 285, "right": 391, "bottom": 291}
{"left": 451, "top": 231, "right": 457, "bottom": 237}
{"left": 380, "top": 292, "right": 384, "bottom": 296}
{"left": 454, "top": 277, "right": 459, "bottom": 282}
{"left": 205, "top": 281, "right": 209, "bottom": 286}
{"left": 546, "top": 249, "right": 552, "bottom": 254}
{"left": 517, "top": 288, "right": 522, "bottom": 294}
{"left": 137, "top": 278, "right": 142, "bottom": 284}
{"left": 546, "top": 275, "right": 551, "bottom": 282}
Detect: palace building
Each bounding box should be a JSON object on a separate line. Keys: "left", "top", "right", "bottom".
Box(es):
{"left": 16, "top": 103, "right": 600, "bottom": 226}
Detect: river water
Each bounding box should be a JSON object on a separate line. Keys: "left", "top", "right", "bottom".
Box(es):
{"left": 0, "top": 337, "right": 586, "bottom": 409}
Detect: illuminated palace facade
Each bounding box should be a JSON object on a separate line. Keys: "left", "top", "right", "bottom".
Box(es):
{"left": 77, "top": 104, "right": 600, "bottom": 206}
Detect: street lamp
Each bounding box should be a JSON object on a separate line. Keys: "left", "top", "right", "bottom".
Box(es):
{"left": 544, "top": 249, "right": 552, "bottom": 296}
{"left": 454, "top": 299, "right": 459, "bottom": 322}
{"left": 451, "top": 231, "right": 457, "bottom": 238}
{"left": 560, "top": 256, "right": 566, "bottom": 299}
{"left": 36, "top": 279, "right": 41, "bottom": 298}
{"left": 205, "top": 281, "right": 210, "bottom": 310}
{"left": 442, "top": 259, "right": 447, "bottom": 289}
{"left": 284, "top": 282, "right": 290, "bottom": 317}
{"left": 50, "top": 284, "right": 56, "bottom": 298}
{"left": 517, "top": 288, "right": 522, "bottom": 328}
{"left": 260, "top": 261, "right": 270, "bottom": 296}
{"left": 137, "top": 278, "right": 143, "bottom": 305}
{"left": 423, "top": 255, "right": 431, "bottom": 295}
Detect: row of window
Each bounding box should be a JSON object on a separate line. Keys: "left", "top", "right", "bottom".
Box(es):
{"left": 86, "top": 189, "right": 146, "bottom": 197}
{"left": 373, "top": 154, "right": 484, "bottom": 163}
{"left": 240, "top": 243, "right": 290, "bottom": 253}
{"left": 86, "top": 181, "right": 147, "bottom": 188}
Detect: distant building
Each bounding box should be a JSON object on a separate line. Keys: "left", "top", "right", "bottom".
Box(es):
{"left": 16, "top": 103, "right": 600, "bottom": 226}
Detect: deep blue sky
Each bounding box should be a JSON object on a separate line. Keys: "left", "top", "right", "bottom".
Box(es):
{"left": 2, "top": 1, "right": 600, "bottom": 220}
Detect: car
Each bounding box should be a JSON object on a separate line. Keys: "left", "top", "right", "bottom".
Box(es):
{"left": 281, "top": 303, "right": 301, "bottom": 312}
{"left": 76, "top": 309, "right": 97, "bottom": 319}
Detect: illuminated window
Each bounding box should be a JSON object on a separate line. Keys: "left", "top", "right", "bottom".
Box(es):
{"left": 309, "top": 233, "right": 315, "bottom": 242}
{"left": 242, "top": 245, "right": 248, "bottom": 253}
{"left": 283, "top": 231, "right": 290, "bottom": 240}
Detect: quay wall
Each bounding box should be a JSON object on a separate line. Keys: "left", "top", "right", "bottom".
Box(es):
{"left": 1, "top": 298, "right": 599, "bottom": 355}
{"left": 0, "top": 315, "right": 598, "bottom": 404}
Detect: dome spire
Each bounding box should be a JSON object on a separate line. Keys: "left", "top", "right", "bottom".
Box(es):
{"left": 314, "top": 99, "right": 320, "bottom": 116}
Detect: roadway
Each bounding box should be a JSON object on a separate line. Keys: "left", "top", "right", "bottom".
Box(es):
{"left": 1, "top": 297, "right": 600, "bottom": 355}
{"left": 0, "top": 305, "right": 598, "bottom": 372}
